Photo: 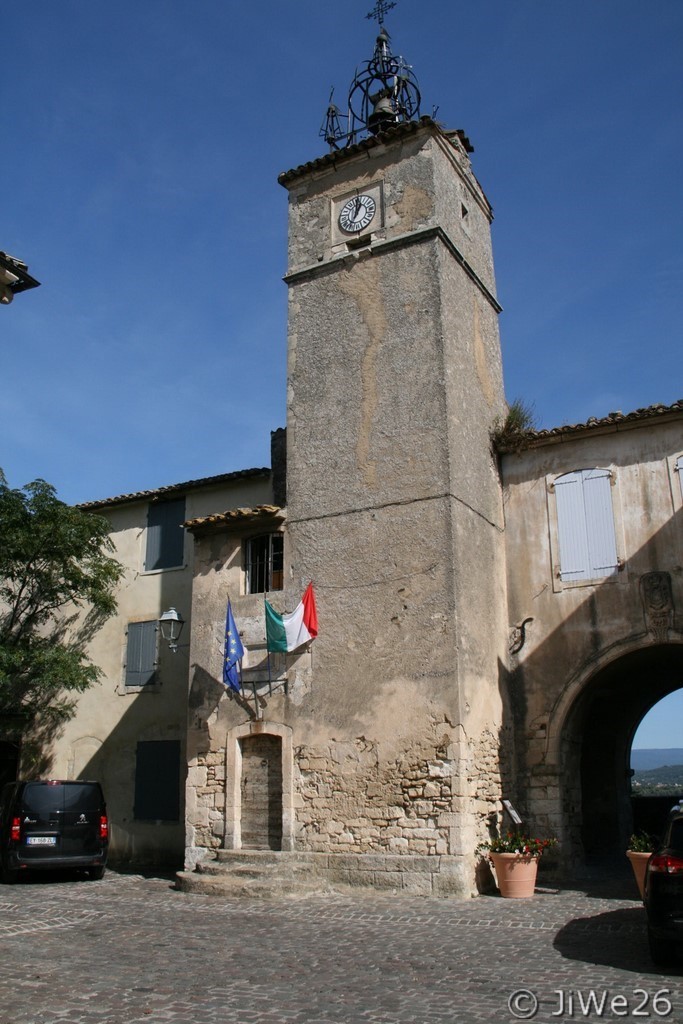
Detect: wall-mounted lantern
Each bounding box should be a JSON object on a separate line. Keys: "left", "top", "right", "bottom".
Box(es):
{"left": 159, "top": 607, "right": 185, "bottom": 653}
{"left": 0, "top": 251, "right": 40, "bottom": 306}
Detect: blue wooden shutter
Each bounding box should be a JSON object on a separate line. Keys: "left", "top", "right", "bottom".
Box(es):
{"left": 125, "top": 621, "right": 157, "bottom": 687}
{"left": 555, "top": 472, "right": 591, "bottom": 581}
{"left": 144, "top": 498, "right": 185, "bottom": 570}
{"left": 583, "top": 469, "right": 618, "bottom": 577}
{"left": 555, "top": 469, "right": 617, "bottom": 582}
{"left": 678, "top": 456, "right": 683, "bottom": 500}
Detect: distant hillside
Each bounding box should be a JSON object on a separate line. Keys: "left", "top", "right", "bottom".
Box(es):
{"left": 631, "top": 748, "right": 683, "bottom": 771}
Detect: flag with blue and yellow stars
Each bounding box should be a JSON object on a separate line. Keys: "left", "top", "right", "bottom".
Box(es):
{"left": 223, "top": 600, "right": 244, "bottom": 692}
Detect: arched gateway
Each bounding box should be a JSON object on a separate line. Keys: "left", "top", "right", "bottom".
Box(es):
{"left": 502, "top": 409, "right": 682, "bottom": 881}
{"left": 555, "top": 643, "right": 683, "bottom": 867}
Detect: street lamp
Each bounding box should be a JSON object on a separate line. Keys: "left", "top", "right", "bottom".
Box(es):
{"left": 0, "top": 251, "right": 40, "bottom": 306}
{"left": 159, "top": 607, "right": 185, "bottom": 653}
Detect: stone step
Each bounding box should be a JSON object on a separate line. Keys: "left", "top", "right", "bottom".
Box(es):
{"left": 175, "top": 850, "right": 339, "bottom": 898}
{"left": 198, "top": 860, "right": 314, "bottom": 881}
{"left": 197, "top": 862, "right": 266, "bottom": 880}
{"left": 175, "top": 868, "right": 334, "bottom": 899}
{"left": 214, "top": 849, "right": 284, "bottom": 866}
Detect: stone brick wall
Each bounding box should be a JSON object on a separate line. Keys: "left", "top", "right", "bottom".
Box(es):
{"left": 187, "top": 722, "right": 507, "bottom": 868}
{"left": 295, "top": 738, "right": 454, "bottom": 855}
{"left": 186, "top": 752, "right": 225, "bottom": 854}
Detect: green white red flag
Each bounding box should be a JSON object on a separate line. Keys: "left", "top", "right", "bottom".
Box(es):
{"left": 265, "top": 583, "right": 318, "bottom": 653}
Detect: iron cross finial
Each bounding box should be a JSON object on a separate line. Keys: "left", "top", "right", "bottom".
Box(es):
{"left": 366, "top": 0, "right": 397, "bottom": 27}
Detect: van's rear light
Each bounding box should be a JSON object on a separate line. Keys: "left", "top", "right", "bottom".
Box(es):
{"left": 649, "top": 853, "right": 683, "bottom": 874}
{"left": 99, "top": 815, "right": 108, "bottom": 840}
{"left": 10, "top": 816, "right": 21, "bottom": 842}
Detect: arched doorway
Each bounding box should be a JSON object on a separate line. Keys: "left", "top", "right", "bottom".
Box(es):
{"left": 224, "top": 722, "right": 295, "bottom": 852}
{"left": 561, "top": 643, "right": 683, "bottom": 866}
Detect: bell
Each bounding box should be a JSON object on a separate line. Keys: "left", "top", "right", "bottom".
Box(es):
{"left": 368, "top": 91, "right": 395, "bottom": 134}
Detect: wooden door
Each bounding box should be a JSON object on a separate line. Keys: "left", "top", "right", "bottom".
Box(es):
{"left": 240, "top": 734, "right": 283, "bottom": 850}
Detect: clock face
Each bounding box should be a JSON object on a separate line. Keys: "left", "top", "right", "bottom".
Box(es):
{"left": 339, "top": 194, "right": 377, "bottom": 234}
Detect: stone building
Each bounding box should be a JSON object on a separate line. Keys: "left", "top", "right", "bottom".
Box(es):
{"left": 501, "top": 404, "right": 683, "bottom": 868}
{"left": 34, "top": 465, "right": 275, "bottom": 866}
{"left": 6, "top": 12, "right": 681, "bottom": 894}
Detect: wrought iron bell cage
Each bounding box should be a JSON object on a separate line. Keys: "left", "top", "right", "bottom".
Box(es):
{"left": 319, "top": 4, "right": 422, "bottom": 151}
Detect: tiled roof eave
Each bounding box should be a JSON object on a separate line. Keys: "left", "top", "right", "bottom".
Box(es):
{"left": 185, "top": 505, "right": 285, "bottom": 533}
{"left": 77, "top": 467, "right": 271, "bottom": 510}
{"left": 278, "top": 117, "right": 445, "bottom": 186}
{"left": 496, "top": 400, "right": 683, "bottom": 454}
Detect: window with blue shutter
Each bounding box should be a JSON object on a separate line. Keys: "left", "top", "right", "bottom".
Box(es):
{"left": 144, "top": 498, "right": 185, "bottom": 571}
{"left": 125, "top": 620, "right": 158, "bottom": 687}
{"left": 554, "top": 469, "right": 619, "bottom": 583}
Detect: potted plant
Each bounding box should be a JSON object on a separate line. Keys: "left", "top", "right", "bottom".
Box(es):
{"left": 478, "top": 831, "right": 557, "bottom": 899}
{"left": 626, "top": 832, "right": 655, "bottom": 899}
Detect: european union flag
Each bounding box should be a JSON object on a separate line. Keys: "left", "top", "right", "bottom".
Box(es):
{"left": 223, "top": 600, "right": 244, "bottom": 692}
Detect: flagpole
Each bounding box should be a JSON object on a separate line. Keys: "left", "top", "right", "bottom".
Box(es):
{"left": 264, "top": 597, "right": 273, "bottom": 696}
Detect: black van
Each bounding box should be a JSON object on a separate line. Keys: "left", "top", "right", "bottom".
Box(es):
{"left": 0, "top": 780, "right": 108, "bottom": 882}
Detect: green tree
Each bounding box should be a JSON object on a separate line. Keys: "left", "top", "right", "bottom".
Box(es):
{"left": 0, "top": 470, "right": 123, "bottom": 730}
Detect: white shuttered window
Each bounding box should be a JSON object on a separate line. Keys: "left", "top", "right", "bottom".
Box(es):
{"left": 554, "top": 469, "right": 619, "bottom": 583}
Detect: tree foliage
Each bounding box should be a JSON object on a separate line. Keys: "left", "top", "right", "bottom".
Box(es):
{"left": 0, "top": 470, "right": 123, "bottom": 727}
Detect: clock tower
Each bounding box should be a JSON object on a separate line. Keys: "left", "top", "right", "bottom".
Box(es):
{"left": 277, "top": 7, "right": 509, "bottom": 894}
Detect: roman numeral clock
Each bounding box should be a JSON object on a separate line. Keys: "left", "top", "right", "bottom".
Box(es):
{"left": 338, "top": 193, "right": 377, "bottom": 234}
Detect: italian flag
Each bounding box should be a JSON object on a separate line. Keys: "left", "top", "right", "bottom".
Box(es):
{"left": 265, "top": 583, "right": 318, "bottom": 653}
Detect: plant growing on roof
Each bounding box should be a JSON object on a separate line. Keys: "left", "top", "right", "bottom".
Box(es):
{"left": 491, "top": 397, "right": 537, "bottom": 449}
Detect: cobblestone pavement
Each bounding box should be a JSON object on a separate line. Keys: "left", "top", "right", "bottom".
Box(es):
{"left": 0, "top": 869, "right": 681, "bottom": 1024}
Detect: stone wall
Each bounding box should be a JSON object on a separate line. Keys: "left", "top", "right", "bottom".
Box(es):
{"left": 295, "top": 737, "right": 453, "bottom": 855}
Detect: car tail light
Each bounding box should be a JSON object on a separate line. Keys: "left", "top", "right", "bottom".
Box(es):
{"left": 648, "top": 853, "right": 683, "bottom": 874}
{"left": 99, "top": 815, "right": 108, "bottom": 840}
{"left": 10, "top": 816, "right": 21, "bottom": 842}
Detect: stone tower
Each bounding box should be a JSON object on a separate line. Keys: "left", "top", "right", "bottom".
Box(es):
{"left": 276, "top": 21, "right": 510, "bottom": 894}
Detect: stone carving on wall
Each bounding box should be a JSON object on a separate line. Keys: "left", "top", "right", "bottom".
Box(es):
{"left": 640, "top": 572, "right": 674, "bottom": 642}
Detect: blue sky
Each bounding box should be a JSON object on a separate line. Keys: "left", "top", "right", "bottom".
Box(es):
{"left": 3, "top": 3, "right": 682, "bottom": 740}
{"left": 634, "top": 692, "right": 683, "bottom": 752}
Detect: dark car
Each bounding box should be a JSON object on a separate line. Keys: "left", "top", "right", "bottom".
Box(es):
{"left": 644, "top": 811, "right": 683, "bottom": 964}
{"left": 0, "top": 779, "right": 108, "bottom": 883}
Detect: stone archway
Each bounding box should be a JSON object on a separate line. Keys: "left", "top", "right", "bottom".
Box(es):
{"left": 556, "top": 643, "right": 683, "bottom": 867}
{"left": 224, "top": 721, "right": 294, "bottom": 852}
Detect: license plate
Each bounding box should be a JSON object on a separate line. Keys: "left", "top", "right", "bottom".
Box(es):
{"left": 26, "top": 836, "right": 57, "bottom": 846}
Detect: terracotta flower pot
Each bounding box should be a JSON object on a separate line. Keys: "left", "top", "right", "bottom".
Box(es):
{"left": 626, "top": 850, "right": 651, "bottom": 900}
{"left": 490, "top": 852, "right": 539, "bottom": 898}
